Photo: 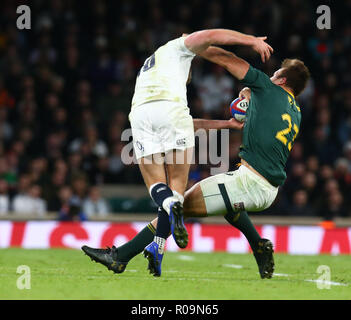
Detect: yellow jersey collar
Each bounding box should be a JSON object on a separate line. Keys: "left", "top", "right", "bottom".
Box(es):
{"left": 283, "top": 87, "right": 295, "bottom": 99}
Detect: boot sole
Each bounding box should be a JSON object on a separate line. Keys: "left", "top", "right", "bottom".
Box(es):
{"left": 170, "top": 202, "right": 188, "bottom": 249}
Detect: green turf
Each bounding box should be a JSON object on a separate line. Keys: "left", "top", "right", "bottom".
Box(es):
{"left": 0, "top": 248, "right": 350, "bottom": 300}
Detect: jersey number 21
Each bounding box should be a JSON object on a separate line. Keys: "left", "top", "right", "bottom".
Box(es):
{"left": 275, "top": 113, "right": 299, "bottom": 151}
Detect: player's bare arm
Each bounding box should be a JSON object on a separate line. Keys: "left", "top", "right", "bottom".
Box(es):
{"left": 193, "top": 118, "right": 244, "bottom": 131}
{"left": 184, "top": 29, "right": 273, "bottom": 62}
{"left": 198, "top": 46, "right": 250, "bottom": 80}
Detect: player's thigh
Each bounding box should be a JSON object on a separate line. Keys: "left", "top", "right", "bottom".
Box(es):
{"left": 163, "top": 108, "right": 194, "bottom": 195}
{"left": 138, "top": 154, "right": 167, "bottom": 189}
{"left": 225, "top": 166, "right": 279, "bottom": 212}
{"left": 198, "top": 170, "right": 257, "bottom": 216}
{"left": 161, "top": 104, "right": 194, "bottom": 153}
{"left": 165, "top": 148, "right": 193, "bottom": 195}
{"left": 129, "top": 103, "right": 164, "bottom": 160}
{"left": 130, "top": 101, "right": 194, "bottom": 160}
{"left": 197, "top": 173, "right": 231, "bottom": 216}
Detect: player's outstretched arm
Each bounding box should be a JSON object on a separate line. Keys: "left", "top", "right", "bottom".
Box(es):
{"left": 193, "top": 118, "right": 244, "bottom": 131}
{"left": 198, "top": 46, "right": 250, "bottom": 80}
{"left": 184, "top": 29, "right": 273, "bottom": 62}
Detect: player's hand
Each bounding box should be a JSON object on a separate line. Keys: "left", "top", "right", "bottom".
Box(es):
{"left": 227, "top": 118, "right": 244, "bottom": 130}
{"left": 239, "top": 87, "right": 251, "bottom": 100}
{"left": 252, "top": 36, "right": 274, "bottom": 63}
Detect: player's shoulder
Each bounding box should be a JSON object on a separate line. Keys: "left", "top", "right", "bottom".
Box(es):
{"left": 247, "top": 66, "right": 272, "bottom": 82}
{"left": 162, "top": 36, "right": 196, "bottom": 57}
{"left": 242, "top": 65, "right": 274, "bottom": 90}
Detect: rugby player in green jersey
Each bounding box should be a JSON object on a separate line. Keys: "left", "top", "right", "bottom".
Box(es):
{"left": 83, "top": 33, "right": 310, "bottom": 279}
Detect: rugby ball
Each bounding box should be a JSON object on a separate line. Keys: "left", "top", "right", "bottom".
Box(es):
{"left": 230, "top": 97, "right": 249, "bottom": 122}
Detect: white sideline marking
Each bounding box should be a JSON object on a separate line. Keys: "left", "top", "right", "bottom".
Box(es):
{"left": 305, "top": 279, "right": 348, "bottom": 287}
{"left": 256, "top": 272, "right": 291, "bottom": 278}
{"left": 177, "top": 255, "right": 195, "bottom": 261}
{"left": 222, "top": 264, "right": 243, "bottom": 269}
{"left": 167, "top": 277, "right": 213, "bottom": 281}
{"left": 165, "top": 270, "right": 227, "bottom": 275}
{"left": 167, "top": 270, "right": 347, "bottom": 286}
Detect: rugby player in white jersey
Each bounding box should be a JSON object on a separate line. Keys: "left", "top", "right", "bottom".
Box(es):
{"left": 82, "top": 29, "right": 273, "bottom": 277}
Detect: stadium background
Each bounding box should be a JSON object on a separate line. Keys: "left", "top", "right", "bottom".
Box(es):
{"left": 0, "top": 0, "right": 350, "bottom": 254}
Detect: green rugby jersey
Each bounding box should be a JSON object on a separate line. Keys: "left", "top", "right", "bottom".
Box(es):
{"left": 239, "top": 65, "right": 302, "bottom": 186}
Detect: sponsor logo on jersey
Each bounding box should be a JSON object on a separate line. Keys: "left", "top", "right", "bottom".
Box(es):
{"left": 176, "top": 138, "right": 186, "bottom": 146}
{"left": 136, "top": 141, "right": 144, "bottom": 152}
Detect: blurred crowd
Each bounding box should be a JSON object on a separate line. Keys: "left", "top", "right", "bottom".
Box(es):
{"left": 0, "top": 0, "right": 350, "bottom": 220}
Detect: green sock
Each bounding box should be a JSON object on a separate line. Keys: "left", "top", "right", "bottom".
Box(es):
{"left": 224, "top": 211, "right": 261, "bottom": 251}
{"left": 116, "top": 223, "right": 156, "bottom": 262}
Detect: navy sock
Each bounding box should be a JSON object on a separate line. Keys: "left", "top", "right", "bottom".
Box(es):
{"left": 224, "top": 211, "right": 261, "bottom": 251}
{"left": 150, "top": 183, "right": 174, "bottom": 209}
{"left": 156, "top": 207, "right": 170, "bottom": 239}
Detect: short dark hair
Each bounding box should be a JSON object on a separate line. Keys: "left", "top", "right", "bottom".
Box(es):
{"left": 279, "top": 59, "right": 310, "bottom": 97}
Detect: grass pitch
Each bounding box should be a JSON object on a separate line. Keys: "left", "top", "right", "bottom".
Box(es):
{"left": 0, "top": 248, "right": 350, "bottom": 300}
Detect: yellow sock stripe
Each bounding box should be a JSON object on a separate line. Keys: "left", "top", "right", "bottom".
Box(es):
{"left": 147, "top": 223, "right": 156, "bottom": 235}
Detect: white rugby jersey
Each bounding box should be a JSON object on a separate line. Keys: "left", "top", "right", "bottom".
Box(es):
{"left": 131, "top": 37, "right": 196, "bottom": 109}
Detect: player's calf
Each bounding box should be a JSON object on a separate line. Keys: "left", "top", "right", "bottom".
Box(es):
{"left": 150, "top": 183, "right": 188, "bottom": 248}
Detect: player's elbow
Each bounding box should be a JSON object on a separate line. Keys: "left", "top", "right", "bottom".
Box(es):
{"left": 201, "top": 29, "right": 218, "bottom": 42}
{"left": 186, "top": 30, "right": 216, "bottom": 53}
{"left": 200, "top": 29, "right": 227, "bottom": 47}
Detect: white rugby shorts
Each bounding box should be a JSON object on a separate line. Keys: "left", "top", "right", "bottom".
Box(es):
{"left": 129, "top": 100, "right": 195, "bottom": 159}
{"left": 200, "top": 164, "right": 279, "bottom": 216}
